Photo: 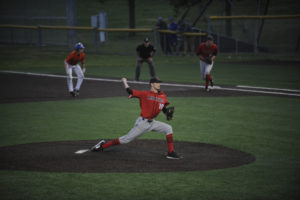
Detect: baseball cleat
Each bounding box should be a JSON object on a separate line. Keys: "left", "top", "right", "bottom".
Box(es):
{"left": 70, "top": 91, "right": 76, "bottom": 97}
{"left": 205, "top": 86, "right": 210, "bottom": 92}
{"left": 75, "top": 90, "right": 80, "bottom": 96}
{"left": 166, "top": 151, "right": 182, "bottom": 159}
{"left": 90, "top": 140, "right": 106, "bottom": 152}
{"left": 210, "top": 80, "right": 214, "bottom": 87}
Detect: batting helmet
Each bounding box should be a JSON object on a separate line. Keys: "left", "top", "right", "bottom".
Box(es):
{"left": 75, "top": 42, "right": 85, "bottom": 50}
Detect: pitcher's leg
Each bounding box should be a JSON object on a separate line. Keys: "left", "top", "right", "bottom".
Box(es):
{"left": 150, "top": 120, "right": 174, "bottom": 153}
{"left": 102, "top": 117, "right": 150, "bottom": 150}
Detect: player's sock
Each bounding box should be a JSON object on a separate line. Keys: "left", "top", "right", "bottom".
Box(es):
{"left": 205, "top": 75, "right": 210, "bottom": 87}
{"left": 102, "top": 138, "right": 120, "bottom": 149}
{"left": 166, "top": 134, "right": 174, "bottom": 153}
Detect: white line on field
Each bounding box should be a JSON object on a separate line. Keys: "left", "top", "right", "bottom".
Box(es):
{"left": 237, "top": 85, "right": 300, "bottom": 93}
{"left": 1, "top": 70, "right": 300, "bottom": 97}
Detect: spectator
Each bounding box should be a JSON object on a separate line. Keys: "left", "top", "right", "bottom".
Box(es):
{"left": 155, "top": 17, "right": 171, "bottom": 55}
{"left": 168, "top": 17, "right": 178, "bottom": 55}
{"left": 177, "top": 19, "right": 195, "bottom": 56}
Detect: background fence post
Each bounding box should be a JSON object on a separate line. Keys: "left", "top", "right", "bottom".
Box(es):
{"left": 153, "top": 28, "right": 158, "bottom": 55}
{"left": 10, "top": 28, "right": 14, "bottom": 45}
{"left": 94, "top": 28, "right": 99, "bottom": 52}
{"left": 217, "top": 33, "right": 221, "bottom": 53}
{"left": 37, "top": 26, "right": 42, "bottom": 49}
{"left": 235, "top": 38, "right": 238, "bottom": 55}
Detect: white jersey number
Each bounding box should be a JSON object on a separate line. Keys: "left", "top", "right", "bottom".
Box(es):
{"left": 159, "top": 103, "right": 164, "bottom": 110}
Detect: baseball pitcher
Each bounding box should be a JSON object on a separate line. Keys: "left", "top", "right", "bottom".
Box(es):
{"left": 64, "top": 42, "right": 86, "bottom": 97}
{"left": 195, "top": 35, "right": 218, "bottom": 91}
{"left": 91, "top": 77, "right": 181, "bottom": 159}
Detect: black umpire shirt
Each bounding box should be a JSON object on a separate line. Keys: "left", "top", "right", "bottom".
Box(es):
{"left": 136, "top": 44, "right": 156, "bottom": 59}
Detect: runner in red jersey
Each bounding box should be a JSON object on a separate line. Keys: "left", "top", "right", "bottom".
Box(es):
{"left": 195, "top": 35, "right": 218, "bottom": 91}
{"left": 91, "top": 77, "right": 182, "bottom": 159}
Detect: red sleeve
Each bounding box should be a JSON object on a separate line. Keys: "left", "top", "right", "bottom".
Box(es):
{"left": 132, "top": 90, "right": 146, "bottom": 98}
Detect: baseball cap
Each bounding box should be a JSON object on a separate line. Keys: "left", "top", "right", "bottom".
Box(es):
{"left": 207, "top": 35, "right": 214, "bottom": 41}
{"left": 149, "top": 77, "right": 162, "bottom": 83}
{"left": 157, "top": 17, "right": 163, "bottom": 21}
{"left": 144, "top": 37, "right": 150, "bottom": 43}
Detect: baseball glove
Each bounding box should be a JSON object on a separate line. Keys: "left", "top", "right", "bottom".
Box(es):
{"left": 205, "top": 56, "right": 212, "bottom": 64}
{"left": 165, "top": 106, "right": 175, "bottom": 121}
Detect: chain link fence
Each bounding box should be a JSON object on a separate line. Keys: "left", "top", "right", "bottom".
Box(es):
{"left": 1, "top": 0, "right": 299, "bottom": 55}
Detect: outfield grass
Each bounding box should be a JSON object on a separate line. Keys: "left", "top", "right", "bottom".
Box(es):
{"left": 1, "top": 47, "right": 300, "bottom": 89}
{"left": 0, "top": 96, "right": 299, "bottom": 200}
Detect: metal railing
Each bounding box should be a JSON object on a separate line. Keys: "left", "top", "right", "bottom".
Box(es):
{"left": 0, "top": 24, "right": 207, "bottom": 55}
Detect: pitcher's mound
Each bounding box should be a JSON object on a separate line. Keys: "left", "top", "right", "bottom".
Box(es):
{"left": 0, "top": 139, "right": 255, "bottom": 173}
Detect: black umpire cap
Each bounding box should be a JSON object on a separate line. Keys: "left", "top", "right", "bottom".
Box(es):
{"left": 149, "top": 77, "right": 162, "bottom": 83}
{"left": 144, "top": 37, "right": 150, "bottom": 43}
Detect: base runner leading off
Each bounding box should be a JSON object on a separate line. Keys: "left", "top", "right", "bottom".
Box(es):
{"left": 91, "top": 77, "right": 182, "bottom": 159}
{"left": 195, "top": 35, "right": 218, "bottom": 92}
{"left": 64, "top": 42, "right": 86, "bottom": 97}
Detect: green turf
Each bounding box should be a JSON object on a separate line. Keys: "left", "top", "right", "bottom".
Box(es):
{"left": 0, "top": 96, "right": 299, "bottom": 200}
{"left": 1, "top": 47, "right": 300, "bottom": 90}
{"left": 1, "top": 0, "right": 300, "bottom": 199}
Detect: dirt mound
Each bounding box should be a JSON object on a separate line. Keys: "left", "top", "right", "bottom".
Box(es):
{"left": 0, "top": 140, "right": 255, "bottom": 173}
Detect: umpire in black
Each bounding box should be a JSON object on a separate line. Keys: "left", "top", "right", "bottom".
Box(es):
{"left": 135, "top": 37, "right": 156, "bottom": 81}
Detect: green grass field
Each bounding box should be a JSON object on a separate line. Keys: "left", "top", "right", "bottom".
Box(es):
{"left": 1, "top": 0, "right": 300, "bottom": 199}
{"left": 0, "top": 96, "right": 299, "bottom": 200}
{"left": 0, "top": 46, "right": 300, "bottom": 200}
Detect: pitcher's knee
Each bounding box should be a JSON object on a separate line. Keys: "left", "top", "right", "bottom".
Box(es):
{"left": 119, "top": 135, "right": 134, "bottom": 144}
{"left": 164, "top": 124, "right": 173, "bottom": 134}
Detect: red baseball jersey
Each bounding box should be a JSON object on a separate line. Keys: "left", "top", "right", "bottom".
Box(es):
{"left": 66, "top": 51, "right": 85, "bottom": 65}
{"left": 195, "top": 43, "right": 218, "bottom": 60}
{"left": 131, "top": 89, "right": 170, "bottom": 119}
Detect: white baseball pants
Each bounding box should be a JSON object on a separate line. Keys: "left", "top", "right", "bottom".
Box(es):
{"left": 119, "top": 117, "right": 173, "bottom": 144}
{"left": 64, "top": 61, "right": 84, "bottom": 92}
{"left": 200, "top": 60, "right": 213, "bottom": 80}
